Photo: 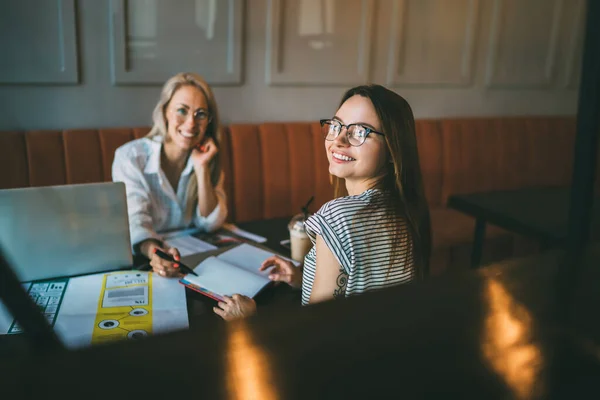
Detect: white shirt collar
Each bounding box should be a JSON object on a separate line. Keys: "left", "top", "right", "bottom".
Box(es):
{"left": 144, "top": 137, "right": 162, "bottom": 174}
{"left": 144, "top": 136, "right": 195, "bottom": 176}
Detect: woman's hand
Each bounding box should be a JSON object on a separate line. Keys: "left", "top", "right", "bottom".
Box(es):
{"left": 148, "top": 244, "right": 184, "bottom": 278}
{"left": 213, "top": 294, "right": 257, "bottom": 321}
{"left": 259, "top": 256, "right": 303, "bottom": 289}
{"left": 191, "top": 137, "right": 218, "bottom": 169}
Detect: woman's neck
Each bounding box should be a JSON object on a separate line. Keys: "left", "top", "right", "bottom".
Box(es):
{"left": 162, "top": 140, "right": 188, "bottom": 171}
{"left": 344, "top": 176, "right": 383, "bottom": 196}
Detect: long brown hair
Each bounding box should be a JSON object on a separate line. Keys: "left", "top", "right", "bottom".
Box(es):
{"left": 147, "top": 72, "right": 222, "bottom": 220}
{"left": 332, "top": 85, "right": 431, "bottom": 278}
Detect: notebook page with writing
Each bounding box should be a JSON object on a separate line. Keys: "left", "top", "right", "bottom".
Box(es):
{"left": 184, "top": 256, "right": 269, "bottom": 299}
{"left": 216, "top": 243, "right": 301, "bottom": 278}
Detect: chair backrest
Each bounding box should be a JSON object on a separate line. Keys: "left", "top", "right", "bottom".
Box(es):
{"left": 0, "top": 116, "right": 585, "bottom": 222}
{"left": 0, "top": 128, "right": 149, "bottom": 189}
{"left": 440, "top": 116, "right": 577, "bottom": 204}
{"left": 226, "top": 122, "right": 333, "bottom": 223}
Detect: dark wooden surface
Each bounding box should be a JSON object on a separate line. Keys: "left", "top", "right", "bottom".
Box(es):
{"left": 237, "top": 217, "right": 292, "bottom": 251}
{"left": 448, "top": 187, "right": 600, "bottom": 267}
{"left": 447, "top": 187, "right": 600, "bottom": 244}
{"left": 2, "top": 241, "right": 600, "bottom": 398}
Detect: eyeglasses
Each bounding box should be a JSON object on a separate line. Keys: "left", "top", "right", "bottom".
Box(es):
{"left": 320, "top": 119, "right": 385, "bottom": 147}
{"left": 173, "top": 107, "right": 211, "bottom": 123}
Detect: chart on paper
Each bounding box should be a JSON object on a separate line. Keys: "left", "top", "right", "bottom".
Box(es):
{"left": 92, "top": 271, "right": 153, "bottom": 344}
{"left": 0, "top": 270, "right": 188, "bottom": 348}
{"left": 7, "top": 279, "right": 69, "bottom": 334}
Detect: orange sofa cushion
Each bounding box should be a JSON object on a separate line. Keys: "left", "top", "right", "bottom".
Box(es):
{"left": 0, "top": 131, "right": 29, "bottom": 189}
{"left": 227, "top": 122, "right": 333, "bottom": 223}
{"left": 0, "top": 128, "right": 151, "bottom": 190}
{"left": 26, "top": 131, "right": 67, "bottom": 187}
{"left": 63, "top": 130, "right": 104, "bottom": 184}
{"left": 0, "top": 116, "right": 579, "bottom": 267}
{"left": 440, "top": 116, "right": 576, "bottom": 204}
{"left": 416, "top": 120, "right": 443, "bottom": 206}
{"left": 225, "top": 120, "right": 445, "bottom": 221}
{"left": 99, "top": 128, "right": 138, "bottom": 181}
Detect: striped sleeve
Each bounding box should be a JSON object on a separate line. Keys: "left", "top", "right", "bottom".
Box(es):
{"left": 300, "top": 189, "right": 416, "bottom": 304}
{"left": 304, "top": 212, "right": 352, "bottom": 274}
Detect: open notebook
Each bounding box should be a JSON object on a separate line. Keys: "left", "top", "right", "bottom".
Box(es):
{"left": 179, "top": 243, "right": 300, "bottom": 301}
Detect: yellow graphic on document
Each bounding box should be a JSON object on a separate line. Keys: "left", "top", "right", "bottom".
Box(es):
{"left": 92, "top": 271, "right": 153, "bottom": 345}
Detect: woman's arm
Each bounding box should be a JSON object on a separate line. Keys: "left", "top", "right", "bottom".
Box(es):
{"left": 112, "top": 149, "right": 162, "bottom": 257}
{"left": 308, "top": 235, "right": 348, "bottom": 304}
{"left": 190, "top": 139, "right": 227, "bottom": 232}
{"left": 195, "top": 164, "right": 218, "bottom": 217}
{"left": 193, "top": 170, "right": 227, "bottom": 232}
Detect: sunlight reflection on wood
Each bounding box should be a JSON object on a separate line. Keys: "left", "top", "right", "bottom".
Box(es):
{"left": 482, "top": 279, "right": 543, "bottom": 400}
{"left": 226, "top": 321, "right": 278, "bottom": 400}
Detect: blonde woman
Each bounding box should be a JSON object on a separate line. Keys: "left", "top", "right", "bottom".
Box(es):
{"left": 112, "top": 72, "right": 227, "bottom": 277}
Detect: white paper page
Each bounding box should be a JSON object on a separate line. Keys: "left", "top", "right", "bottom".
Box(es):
{"left": 56, "top": 271, "right": 188, "bottom": 348}
{"left": 148, "top": 274, "right": 189, "bottom": 334}
{"left": 222, "top": 223, "right": 268, "bottom": 243}
{"left": 53, "top": 273, "right": 104, "bottom": 348}
{"left": 164, "top": 235, "right": 217, "bottom": 256}
{"left": 1, "top": 271, "right": 188, "bottom": 349}
{"left": 161, "top": 227, "right": 201, "bottom": 240}
{"left": 217, "top": 243, "right": 300, "bottom": 279}
{"left": 186, "top": 256, "right": 269, "bottom": 298}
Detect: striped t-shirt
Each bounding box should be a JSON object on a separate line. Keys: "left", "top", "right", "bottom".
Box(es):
{"left": 301, "top": 189, "right": 415, "bottom": 305}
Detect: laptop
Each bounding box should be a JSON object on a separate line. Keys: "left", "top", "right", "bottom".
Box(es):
{"left": 0, "top": 182, "right": 132, "bottom": 282}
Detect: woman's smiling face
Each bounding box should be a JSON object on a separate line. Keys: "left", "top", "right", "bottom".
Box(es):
{"left": 325, "top": 95, "right": 388, "bottom": 192}
{"left": 164, "top": 85, "right": 210, "bottom": 151}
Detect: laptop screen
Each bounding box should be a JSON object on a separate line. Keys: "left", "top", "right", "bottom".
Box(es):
{"left": 0, "top": 182, "right": 132, "bottom": 282}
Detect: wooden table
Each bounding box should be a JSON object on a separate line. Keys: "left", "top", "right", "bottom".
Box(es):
{"left": 0, "top": 217, "right": 299, "bottom": 354}
{"left": 447, "top": 187, "right": 600, "bottom": 268}
{"left": 2, "top": 241, "right": 600, "bottom": 398}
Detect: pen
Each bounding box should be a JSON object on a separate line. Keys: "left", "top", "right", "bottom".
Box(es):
{"left": 153, "top": 249, "right": 198, "bottom": 276}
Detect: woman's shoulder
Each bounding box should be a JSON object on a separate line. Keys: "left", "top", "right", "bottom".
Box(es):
{"left": 318, "top": 189, "right": 383, "bottom": 216}
{"left": 115, "top": 137, "right": 157, "bottom": 157}
{"left": 114, "top": 137, "right": 160, "bottom": 168}
{"left": 307, "top": 190, "right": 383, "bottom": 232}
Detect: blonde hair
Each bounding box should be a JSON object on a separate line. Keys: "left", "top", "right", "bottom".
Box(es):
{"left": 147, "top": 72, "right": 223, "bottom": 221}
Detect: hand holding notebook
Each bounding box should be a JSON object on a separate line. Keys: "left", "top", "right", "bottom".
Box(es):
{"left": 180, "top": 243, "right": 300, "bottom": 301}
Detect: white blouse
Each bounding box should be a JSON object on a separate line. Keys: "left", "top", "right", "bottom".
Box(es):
{"left": 112, "top": 136, "right": 227, "bottom": 248}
